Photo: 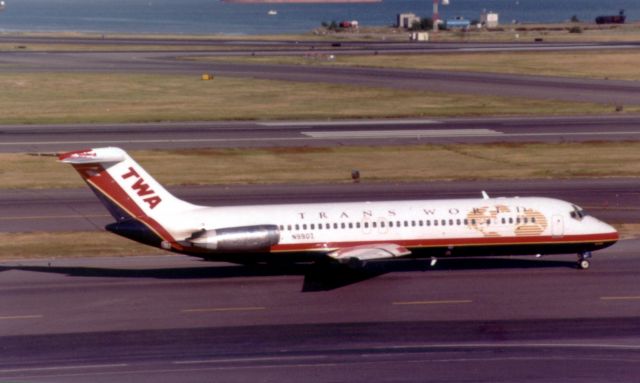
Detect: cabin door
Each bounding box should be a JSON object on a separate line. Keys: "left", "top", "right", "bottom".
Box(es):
{"left": 551, "top": 215, "right": 564, "bottom": 238}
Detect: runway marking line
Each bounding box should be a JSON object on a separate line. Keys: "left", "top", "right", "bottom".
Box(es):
{"left": 4, "top": 130, "right": 640, "bottom": 146}
{"left": 173, "top": 355, "right": 325, "bottom": 365}
{"left": 181, "top": 306, "right": 266, "bottom": 313}
{"left": 0, "top": 314, "right": 43, "bottom": 320}
{"left": 303, "top": 129, "right": 500, "bottom": 139}
{"left": 600, "top": 296, "right": 640, "bottom": 301}
{"left": 0, "top": 214, "right": 110, "bottom": 220}
{"left": 379, "top": 342, "right": 640, "bottom": 351}
{"left": 260, "top": 119, "right": 440, "bottom": 127}
{"left": 0, "top": 363, "right": 128, "bottom": 374}
{"left": 392, "top": 300, "right": 472, "bottom": 306}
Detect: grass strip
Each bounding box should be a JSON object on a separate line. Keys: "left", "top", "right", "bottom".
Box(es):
{"left": 0, "top": 73, "right": 631, "bottom": 125}
{"left": 4, "top": 142, "right": 640, "bottom": 189}
{"left": 0, "top": 232, "right": 157, "bottom": 260}
{"left": 193, "top": 50, "right": 640, "bottom": 81}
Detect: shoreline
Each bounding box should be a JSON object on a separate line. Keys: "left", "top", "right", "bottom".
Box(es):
{"left": 0, "top": 21, "right": 639, "bottom": 41}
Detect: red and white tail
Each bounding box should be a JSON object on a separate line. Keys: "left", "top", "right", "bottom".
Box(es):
{"left": 59, "top": 147, "right": 196, "bottom": 250}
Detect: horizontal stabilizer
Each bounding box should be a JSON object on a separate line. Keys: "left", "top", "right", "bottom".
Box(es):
{"left": 58, "top": 147, "right": 125, "bottom": 164}
{"left": 328, "top": 243, "right": 411, "bottom": 263}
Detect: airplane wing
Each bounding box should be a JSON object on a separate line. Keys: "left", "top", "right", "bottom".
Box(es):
{"left": 328, "top": 243, "right": 411, "bottom": 264}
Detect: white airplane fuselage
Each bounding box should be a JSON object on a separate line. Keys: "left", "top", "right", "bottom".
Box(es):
{"left": 59, "top": 147, "right": 618, "bottom": 268}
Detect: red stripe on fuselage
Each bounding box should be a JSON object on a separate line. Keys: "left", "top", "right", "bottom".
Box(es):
{"left": 269, "top": 232, "right": 619, "bottom": 253}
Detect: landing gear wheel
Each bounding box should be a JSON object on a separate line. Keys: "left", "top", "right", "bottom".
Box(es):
{"left": 578, "top": 259, "right": 591, "bottom": 270}
{"left": 577, "top": 251, "right": 592, "bottom": 270}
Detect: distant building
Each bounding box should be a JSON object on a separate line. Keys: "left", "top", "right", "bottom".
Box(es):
{"left": 397, "top": 13, "right": 420, "bottom": 29}
{"left": 481, "top": 11, "right": 499, "bottom": 28}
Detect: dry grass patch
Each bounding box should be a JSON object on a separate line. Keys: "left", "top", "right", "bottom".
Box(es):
{"left": 0, "top": 232, "right": 158, "bottom": 260}
{"left": 199, "top": 50, "right": 640, "bottom": 82}
{"left": 0, "top": 72, "right": 627, "bottom": 124}
{"left": 4, "top": 142, "right": 640, "bottom": 189}
{"left": 615, "top": 223, "right": 640, "bottom": 240}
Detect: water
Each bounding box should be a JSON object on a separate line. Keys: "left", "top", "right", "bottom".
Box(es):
{"left": 0, "top": 0, "right": 637, "bottom": 35}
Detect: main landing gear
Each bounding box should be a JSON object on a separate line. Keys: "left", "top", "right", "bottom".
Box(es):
{"left": 578, "top": 252, "right": 592, "bottom": 270}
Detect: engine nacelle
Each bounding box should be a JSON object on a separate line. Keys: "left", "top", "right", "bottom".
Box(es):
{"left": 186, "top": 224, "right": 280, "bottom": 252}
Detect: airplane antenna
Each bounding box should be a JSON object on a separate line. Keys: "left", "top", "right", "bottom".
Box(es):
{"left": 481, "top": 190, "right": 490, "bottom": 200}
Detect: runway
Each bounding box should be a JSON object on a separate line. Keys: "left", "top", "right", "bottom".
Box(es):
{"left": 2, "top": 115, "right": 640, "bottom": 153}
{"left": 0, "top": 239, "right": 638, "bottom": 382}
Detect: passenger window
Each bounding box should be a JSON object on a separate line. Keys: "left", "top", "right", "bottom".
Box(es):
{"left": 341, "top": 223, "right": 345, "bottom": 229}
{"left": 303, "top": 224, "right": 307, "bottom": 230}
{"left": 348, "top": 223, "right": 353, "bottom": 229}
{"left": 419, "top": 220, "right": 424, "bottom": 226}
{"left": 356, "top": 222, "right": 361, "bottom": 229}
{"left": 411, "top": 220, "right": 416, "bottom": 227}
{"left": 287, "top": 225, "right": 292, "bottom": 231}
{"left": 326, "top": 223, "right": 330, "bottom": 229}
{"left": 295, "top": 224, "right": 300, "bottom": 230}
{"left": 501, "top": 218, "right": 506, "bottom": 224}
{"left": 532, "top": 217, "right": 536, "bottom": 223}
{"left": 373, "top": 222, "right": 377, "bottom": 228}
{"left": 333, "top": 223, "right": 338, "bottom": 229}
{"left": 471, "top": 219, "right": 476, "bottom": 225}
{"left": 456, "top": 219, "right": 461, "bottom": 225}
{"left": 381, "top": 221, "right": 385, "bottom": 228}
{"left": 364, "top": 222, "right": 369, "bottom": 228}
{"left": 434, "top": 220, "right": 438, "bottom": 226}
{"left": 426, "top": 220, "right": 431, "bottom": 226}
{"left": 441, "top": 219, "right": 446, "bottom": 226}
{"left": 389, "top": 221, "right": 394, "bottom": 228}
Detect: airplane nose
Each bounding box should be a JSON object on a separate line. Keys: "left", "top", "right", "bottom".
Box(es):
{"left": 585, "top": 216, "right": 618, "bottom": 240}
{"left": 597, "top": 219, "right": 619, "bottom": 241}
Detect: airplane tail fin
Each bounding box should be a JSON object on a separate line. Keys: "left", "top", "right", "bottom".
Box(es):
{"left": 58, "top": 147, "right": 196, "bottom": 250}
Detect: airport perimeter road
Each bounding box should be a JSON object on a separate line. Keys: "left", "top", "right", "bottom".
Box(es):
{"left": 2, "top": 49, "right": 640, "bottom": 105}
{"left": 0, "top": 240, "right": 638, "bottom": 382}
{"left": 1, "top": 35, "right": 639, "bottom": 53}
{"left": 2, "top": 178, "right": 639, "bottom": 233}
{"left": 2, "top": 115, "right": 640, "bottom": 153}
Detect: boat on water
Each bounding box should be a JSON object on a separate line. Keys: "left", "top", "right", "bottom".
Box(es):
{"left": 267, "top": 9, "right": 278, "bottom": 15}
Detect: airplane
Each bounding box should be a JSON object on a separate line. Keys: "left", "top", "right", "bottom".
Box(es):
{"left": 59, "top": 147, "right": 619, "bottom": 270}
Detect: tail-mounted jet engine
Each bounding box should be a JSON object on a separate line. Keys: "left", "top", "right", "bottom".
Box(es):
{"left": 185, "top": 225, "right": 280, "bottom": 252}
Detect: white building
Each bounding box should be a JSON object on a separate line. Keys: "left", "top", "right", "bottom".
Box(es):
{"left": 397, "top": 13, "right": 421, "bottom": 29}
{"left": 481, "top": 11, "right": 499, "bottom": 28}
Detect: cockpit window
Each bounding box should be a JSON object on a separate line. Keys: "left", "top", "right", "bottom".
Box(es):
{"left": 570, "top": 204, "right": 587, "bottom": 220}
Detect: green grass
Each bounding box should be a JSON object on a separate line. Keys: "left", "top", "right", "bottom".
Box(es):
{"left": 0, "top": 73, "right": 632, "bottom": 125}
{"left": 5, "top": 142, "right": 640, "bottom": 190}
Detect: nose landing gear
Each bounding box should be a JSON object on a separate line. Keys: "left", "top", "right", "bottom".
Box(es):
{"left": 578, "top": 252, "right": 592, "bottom": 270}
